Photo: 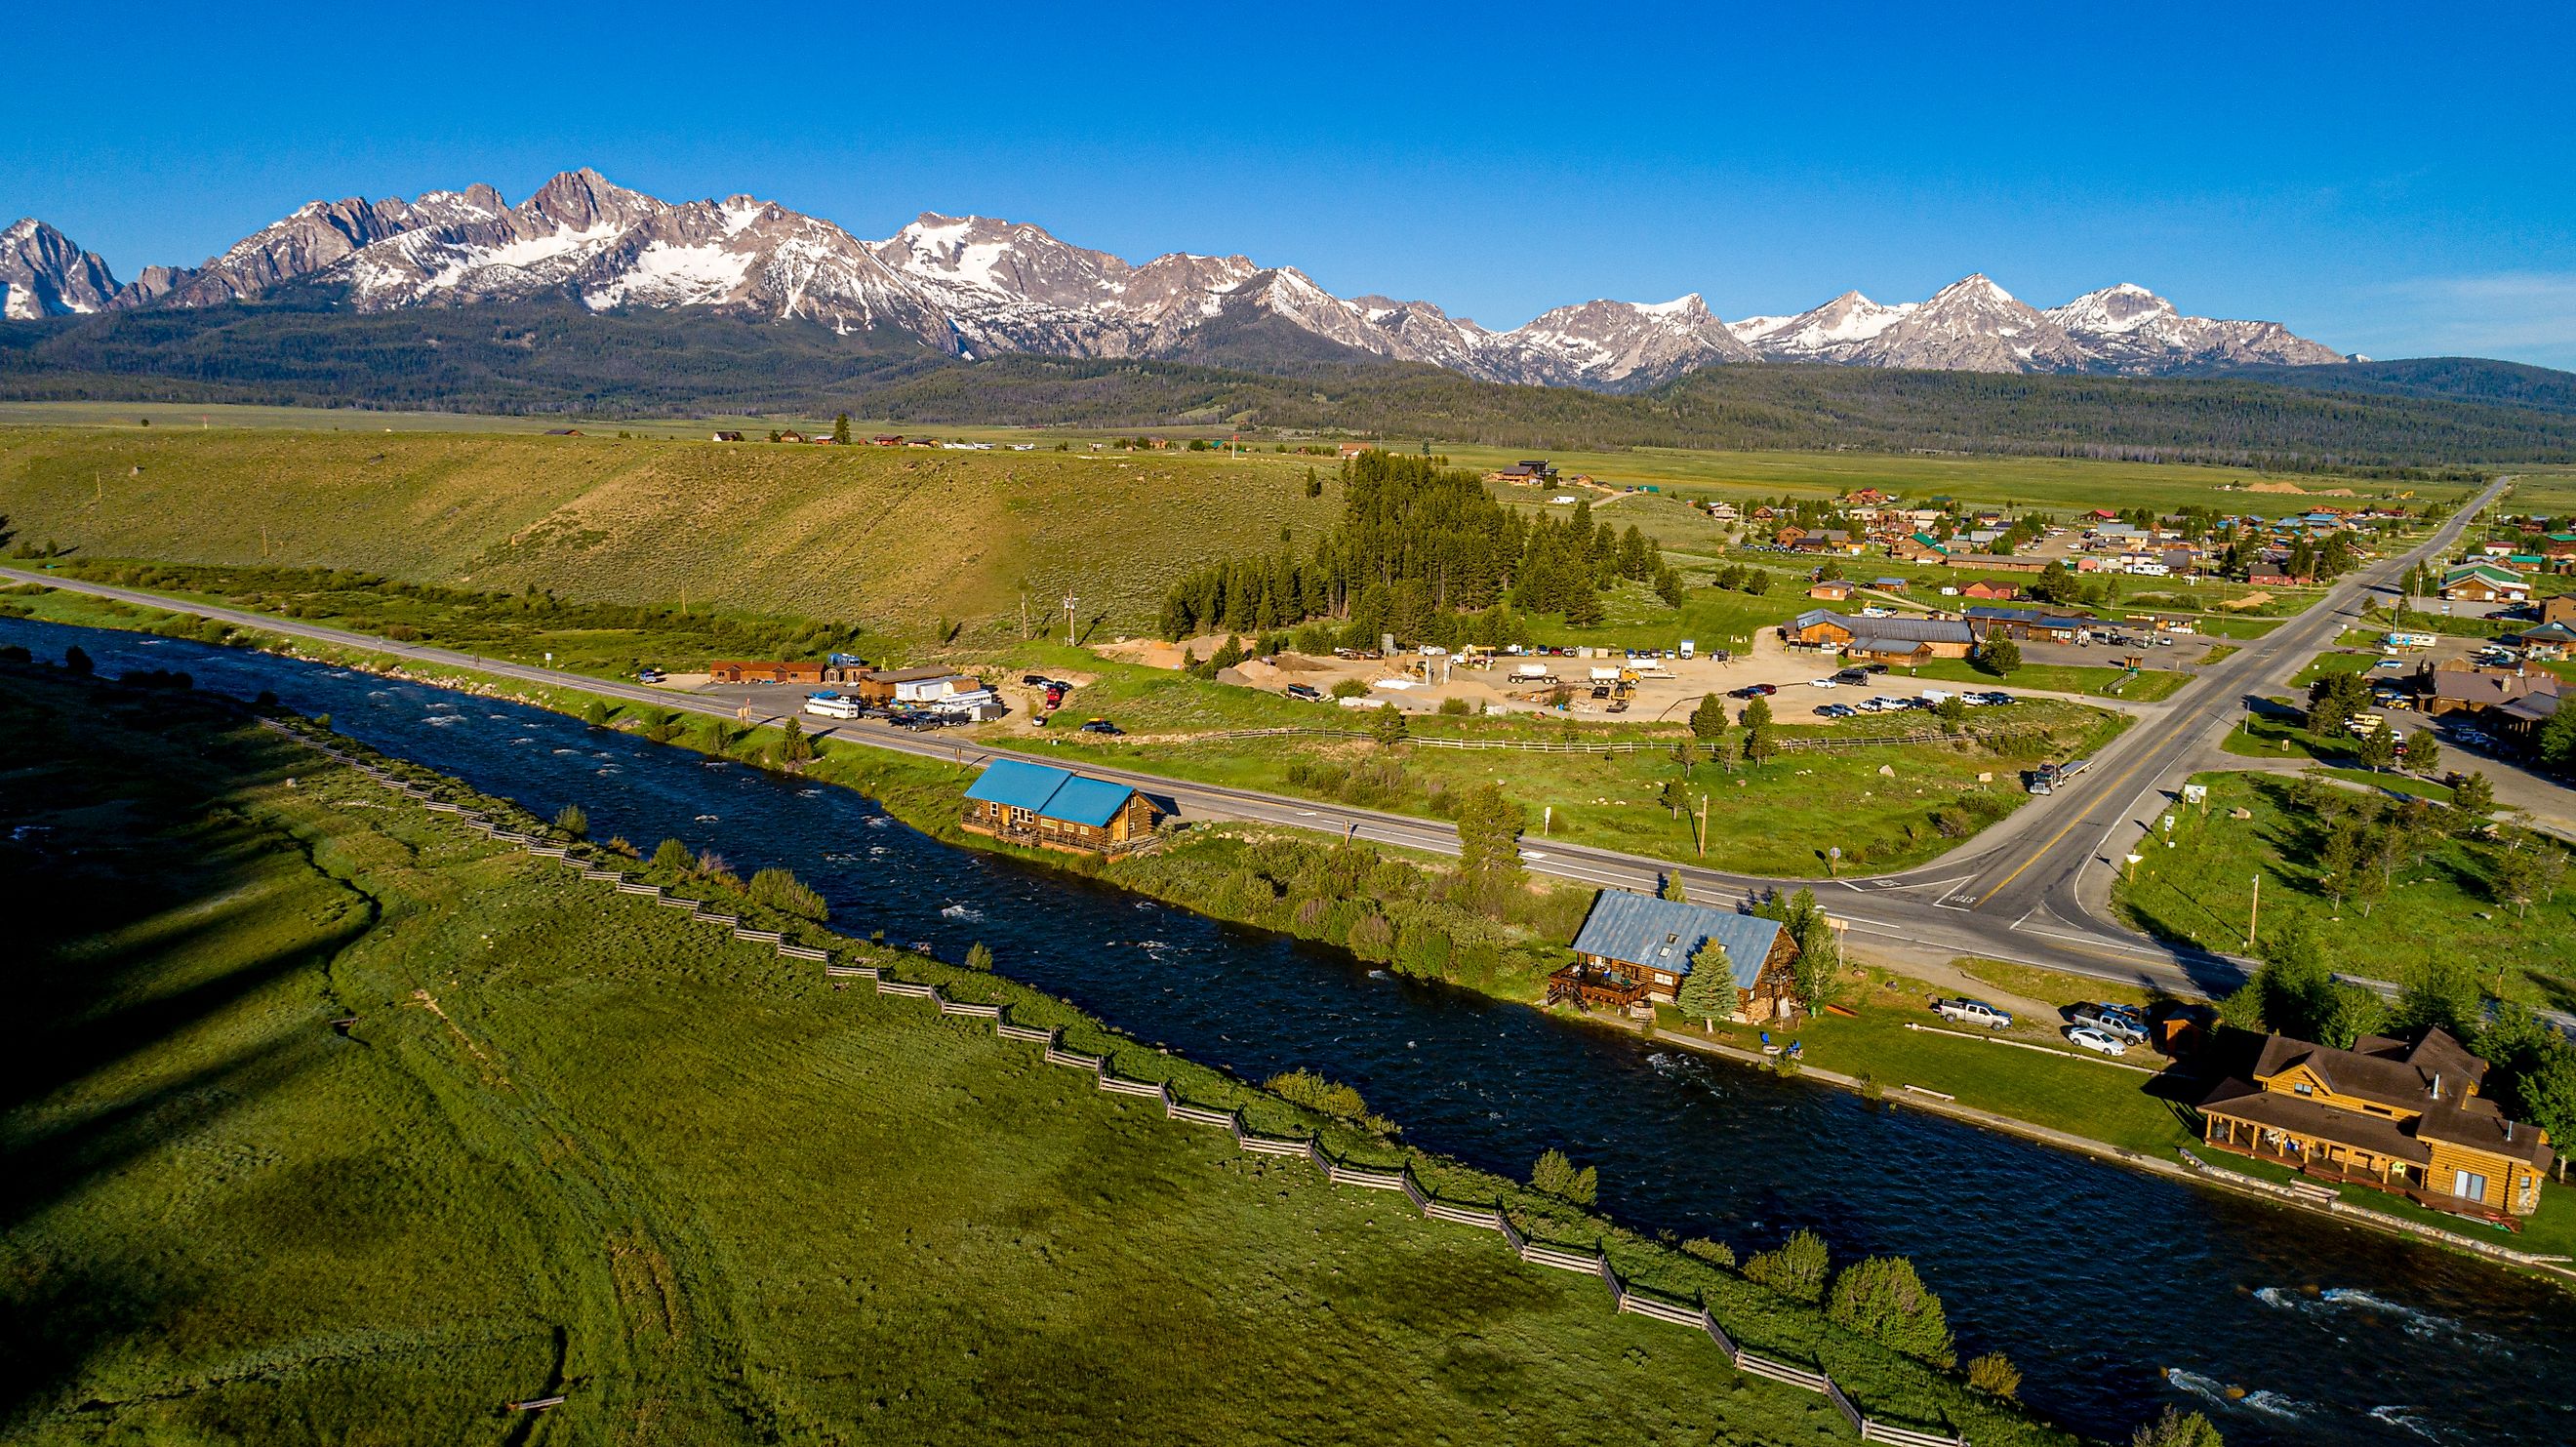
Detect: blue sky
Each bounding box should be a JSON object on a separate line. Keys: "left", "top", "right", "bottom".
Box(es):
{"left": 8, "top": 2, "right": 2571, "bottom": 366}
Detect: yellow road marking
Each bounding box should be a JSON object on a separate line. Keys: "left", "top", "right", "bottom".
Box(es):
{"left": 1976, "top": 748, "right": 2163, "bottom": 905}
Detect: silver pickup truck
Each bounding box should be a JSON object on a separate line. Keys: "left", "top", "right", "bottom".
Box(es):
{"left": 1933, "top": 997, "right": 2013, "bottom": 1029}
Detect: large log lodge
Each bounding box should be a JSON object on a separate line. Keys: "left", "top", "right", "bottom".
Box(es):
{"left": 1549, "top": 893, "right": 1799, "bottom": 1021}
{"left": 2195, "top": 1026, "right": 2554, "bottom": 1223}
{"left": 960, "top": 759, "right": 1162, "bottom": 857}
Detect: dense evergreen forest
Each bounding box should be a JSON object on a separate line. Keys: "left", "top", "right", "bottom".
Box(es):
{"left": 1157, "top": 453, "right": 1680, "bottom": 644}
{"left": 5, "top": 300, "right": 2573, "bottom": 469}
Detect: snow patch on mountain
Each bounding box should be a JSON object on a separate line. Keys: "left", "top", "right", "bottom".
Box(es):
{"left": 8, "top": 170, "right": 2353, "bottom": 385}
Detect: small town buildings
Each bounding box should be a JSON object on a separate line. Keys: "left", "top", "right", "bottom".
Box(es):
{"left": 959, "top": 758, "right": 1162, "bottom": 857}
{"left": 1960, "top": 580, "right": 2020, "bottom": 601}
{"left": 1941, "top": 553, "right": 2048, "bottom": 574}
{"left": 1963, "top": 606, "right": 2094, "bottom": 642}
{"left": 709, "top": 660, "right": 826, "bottom": 685}
{"left": 710, "top": 430, "right": 745, "bottom": 442}
{"left": 1807, "top": 581, "right": 1855, "bottom": 602}
{"left": 1784, "top": 609, "right": 1856, "bottom": 648}
{"left": 2440, "top": 563, "right": 2531, "bottom": 604}
{"left": 2538, "top": 595, "right": 2576, "bottom": 628}
{"left": 852, "top": 667, "right": 983, "bottom": 704}
{"left": 1552, "top": 892, "right": 1799, "bottom": 1020}
{"left": 2195, "top": 1027, "right": 2553, "bottom": 1221}
{"left": 1842, "top": 615, "right": 1975, "bottom": 663}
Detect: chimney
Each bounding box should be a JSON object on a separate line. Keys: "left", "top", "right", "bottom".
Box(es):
{"left": 2432, "top": 1071, "right": 2443, "bottom": 1101}
{"left": 2507, "top": 1120, "right": 2516, "bottom": 1142}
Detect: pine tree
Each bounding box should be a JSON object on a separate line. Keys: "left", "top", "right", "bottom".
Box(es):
{"left": 1689, "top": 693, "right": 1729, "bottom": 741}
{"left": 1676, "top": 937, "right": 1735, "bottom": 1029}
{"left": 831, "top": 412, "right": 852, "bottom": 445}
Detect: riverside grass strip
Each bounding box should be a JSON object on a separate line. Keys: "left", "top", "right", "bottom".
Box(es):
{"left": 266, "top": 716, "right": 1976, "bottom": 1447}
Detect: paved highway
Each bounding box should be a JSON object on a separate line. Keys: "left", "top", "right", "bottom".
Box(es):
{"left": 0, "top": 478, "right": 2534, "bottom": 1010}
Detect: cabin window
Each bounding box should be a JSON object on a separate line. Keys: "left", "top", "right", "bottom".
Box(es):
{"left": 2292, "top": 1082, "right": 2313, "bottom": 1096}
{"left": 2451, "top": 1169, "right": 2489, "bottom": 1203}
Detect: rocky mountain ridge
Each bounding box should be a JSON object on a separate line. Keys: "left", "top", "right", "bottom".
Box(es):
{"left": 4, "top": 169, "right": 2351, "bottom": 386}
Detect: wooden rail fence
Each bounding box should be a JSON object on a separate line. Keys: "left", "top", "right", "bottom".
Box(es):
{"left": 268, "top": 718, "right": 1971, "bottom": 1447}
{"left": 1195, "top": 723, "right": 2042, "bottom": 756}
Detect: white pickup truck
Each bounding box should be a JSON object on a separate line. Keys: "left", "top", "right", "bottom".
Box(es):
{"left": 1933, "top": 997, "right": 2013, "bottom": 1029}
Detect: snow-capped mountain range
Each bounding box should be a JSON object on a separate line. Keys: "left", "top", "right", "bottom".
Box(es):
{"left": 1, "top": 169, "right": 2349, "bottom": 386}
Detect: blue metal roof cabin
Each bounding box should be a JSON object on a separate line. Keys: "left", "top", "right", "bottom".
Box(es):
{"left": 962, "top": 758, "right": 1135, "bottom": 828}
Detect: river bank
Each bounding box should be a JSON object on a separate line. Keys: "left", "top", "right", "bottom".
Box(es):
{"left": 12, "top": 577, "right": 2573, "bottom": 1288}
{"left": 0, "top": 658, "right": 2061, "bottom": 1445}
{"left": 12, "top": 610, "right": 2576, "bottom": 1444}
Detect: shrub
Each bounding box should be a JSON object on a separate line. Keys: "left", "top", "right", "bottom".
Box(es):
{"left": 582, "top": 700, "right": 616, "bottom": 727}
{"left": 2130, "top": 1406, "right": 2226, "bottom": 1447}
{"left": 963, "top": 942, "right": 995, "bottom": 971}
{"left": 604, "top": 836, "right": 639, "bottom": 859}
{"left": 1347, "top": 912, "right": 1396, "bottom": 961}
{"left": 1965, "top": 1352, "right": 2021, "bottom": 1399}
{"left": 1827, "top": 1256, "right": 1955, "bottom": 1367}
{"left": 1530, "top": 1148, "right": 1598, "bottom": 1207}
{"left": 1437, "top": 695, "right": 1471, "bottom": 716}
{"left": 1393, "top": 921, "right": 1453, "bottom": 979}
{"left": 748, "top": 866, "right": 829, "bottom": 922}
{"left": 1680, "top": 1237, "right": 1737, "bottom": 1269}
{"left": 1745, "top": 1228, "right": 1831, "bottom": 1303}
{"left": 652, "top": 837, "right": 693, "bottom": 871}
{"left": 552, "top": 804, "right": 588, "bottom": 838}
{"left": 1330, "top": 678, "right": 1369, "bottom": 700}
{"left": 1265, "top": 1069, "right": 1396, "bottom": 1135}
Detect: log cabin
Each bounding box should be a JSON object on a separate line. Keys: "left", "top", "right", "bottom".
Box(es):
{"left": 2195, "top": 1026, "right": 2553, "bottom": 1222}
{"left": 1550, "top": 893, "right": 1799, "bottom": 1022}
{"left": 960, "top": 758, "right": 1162, "bottom": 857}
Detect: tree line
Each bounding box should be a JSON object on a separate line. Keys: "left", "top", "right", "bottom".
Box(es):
{"left": 1157, "top": 452, "right": 1681, "bottom": 642}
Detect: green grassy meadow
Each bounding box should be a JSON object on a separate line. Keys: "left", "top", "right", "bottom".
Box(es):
{"left": 0, "top": 666, "right": 2065, "bottom": 1446}
{"left": 2112, "top": 772, "right": 2576, "bottom": 1011}
{"left": 0, "top": 426, "right": 1343, "bottom": 637}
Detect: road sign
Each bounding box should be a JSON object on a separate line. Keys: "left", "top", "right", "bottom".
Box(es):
{"left": 2182, "top": 784, "right": 2207, "bottom": 805}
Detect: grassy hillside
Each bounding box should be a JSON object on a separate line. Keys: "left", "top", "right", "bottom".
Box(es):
{"left": 0, "top": 666, "right": 2063, "bottom": 1445}
{"left": 0, "top": 427, "right": 1343, "bottom": 635}
{"left": 0, "top": 424, "right": 2485, "bottom": 644}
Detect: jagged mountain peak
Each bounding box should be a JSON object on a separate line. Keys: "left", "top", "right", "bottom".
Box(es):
{"left": 0, "top": 218, "right": 123, "bottom": 319}
{"left": 8, "top": 171, "right": 2353, "bottom": 386}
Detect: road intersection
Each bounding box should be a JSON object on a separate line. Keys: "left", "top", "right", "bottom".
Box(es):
{"left": 0, "top": 476, "right": 2531, "bottom": 1012}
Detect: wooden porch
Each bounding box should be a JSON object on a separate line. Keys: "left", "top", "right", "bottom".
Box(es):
{"left": 1546, "top": 966, "right": 1651, "bottom": 1012}
{"left": 2201, "top": 1128, "right": 2520, "bottom": 1230}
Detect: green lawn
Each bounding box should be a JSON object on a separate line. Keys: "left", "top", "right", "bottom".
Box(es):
{"left": 1903, "top": 658, "right": 2189, "bottom": 702}
{"left": 2112, "top": 772, "right": 2576, "bottom": 1011}
{"left": 1663, "top": 976, "right": 2195, "bottom": 1159}
{"left": 0, "top": 666, "right": 2063, "bottom": 1446}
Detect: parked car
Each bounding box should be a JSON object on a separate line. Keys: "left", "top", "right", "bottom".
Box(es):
{"left": 1820, "top": 703, "right": 1858, "bottom": 718}
{"left": 636, "top": 667, "right": 666, "bottom": 683}
{"left": 1730, "top": 683, "right": 1778, "bottom": 699}
{"left": 2070, "top": 1004, "right": 2147, "bottom": 1042}
{"left": 2066, "top": 1026, "right": 2130, "bottom": 1057}
{"left": 1284, "top": 683, "right": 1323, "bottom": 702}
{"left": 1078, "top": 718, "right": 1123, "bottom": 736}
{"left": 1809, "top": 677, "right": 1840, "bottom": 688}
{"left": 1833, "top": 667, "right": 1872, "bottom": 685}
{"left": 1934, "top": 998, "right": 2013, "bottom": 1029}
{"left": 1022, "top": 672, "right": 1051, "bottom": 686}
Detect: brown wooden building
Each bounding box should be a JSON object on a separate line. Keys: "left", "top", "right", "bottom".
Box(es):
{"left": 960, "top": 759, "right": 1162, "bottom": 857}
{"left": 2195, "top": 1027, "right": 2553, "bottom": 1222}
{"left": 1550, "top": 892, "right": 1800, "bottom": 1022}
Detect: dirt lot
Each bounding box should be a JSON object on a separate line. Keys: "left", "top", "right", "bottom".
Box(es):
{"left": 1102, "top": 631, "right": 2081, "bottom": 722}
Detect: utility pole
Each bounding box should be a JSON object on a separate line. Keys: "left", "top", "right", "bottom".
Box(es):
{"left": 2246, "top": 873, "right": 2261, "bottom": 951}
{"left": 1695, "top": 795, "right": 1709, "bottom": 857}
{"left": 1062, "top": 591, "right": 1079, "bottom": 643}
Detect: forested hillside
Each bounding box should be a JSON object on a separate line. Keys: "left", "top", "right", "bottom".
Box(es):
{"left": 5, "top": 300, "right": 2573, "bottom": 469}
{"left": 1157, "top": 453, "right": 1682, "bottom": 643}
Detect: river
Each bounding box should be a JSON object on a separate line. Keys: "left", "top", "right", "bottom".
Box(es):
{"left": 7, "top": 615, "right": 2570, "bottom": 1447}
